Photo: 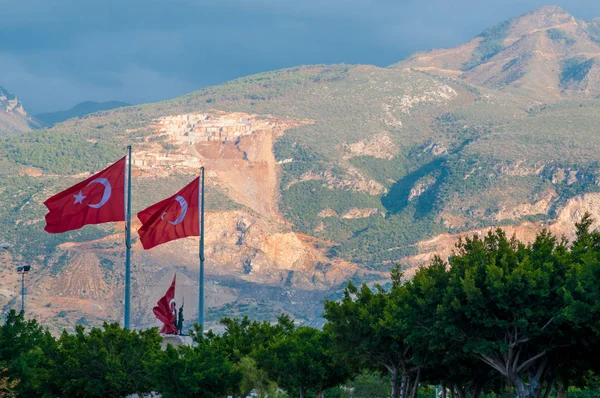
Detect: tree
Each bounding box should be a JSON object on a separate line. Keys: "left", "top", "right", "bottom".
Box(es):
{"left": 54, "top": 323, "right": 162, "bottom": 397}
{"left": 258, "top": 326, "right": 348, "bottom": 398}
{"left": 557, "top": 214, "right": 600, "bottom": 392}
{"left": 197, "top": 314, "right": 294, "bottom": 396}
{"left": 235, "top": 356, "right": 278, "bottom": 398}
{"left": 350, "top": 370, "right": 391, "bottom": 398}
{"left": 201, "top": 314, "right": 295, "bottom": 364}
{"left": 0, "top": 310, "right": 57, "bottom": 397}
{"left": 438, "top": 229, "right": 570, "bottom": 398}
{"left": 388, "top": 258, "right": 496, "bottom": 398}
{"left": 148, "top": 342, "right": 241, "bottom": 398}
{"left": 324, "top": 281, "right": 415, "bottom": 398}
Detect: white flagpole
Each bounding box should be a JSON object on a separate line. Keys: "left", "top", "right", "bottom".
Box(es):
{"left": 124, "top": 146, "right": 132, "bottom": 328}
{"left": 197, "top": 167, "right": 205, "bottom": 328}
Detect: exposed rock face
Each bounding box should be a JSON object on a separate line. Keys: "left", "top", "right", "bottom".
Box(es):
{"left": 403, "top": 192, "right": 600, "bottom": 275}
{"left": 341, "top": 208, "right": 380, "bottom": 219}
{"left": 135, "top": 111, "right": 312, "bottom": 217}
{"left": 292, "top": 169, "right": 386, "bottom": 196}
{"left": 495, "top": 190, "right": 557, "bottom": 221}
{"left": 318, "top": 209, "right": 338, "bottom": 218}
{"left": 396, "top": 84, "right": 458, "bottom": 114}
{"left": 345, "top": 134, "right": 398, "bottom": 160}
{"left": 0, "top": 85, "right": 36, "bottom": 134}
{"left": 0, "top": 87, "right": 27, "bottom": 115}
{"left": 551, "top": 193, "right": 600, "bottom": 237}
{"left": 408, "top": 176, "right": 437, "bottom": 202}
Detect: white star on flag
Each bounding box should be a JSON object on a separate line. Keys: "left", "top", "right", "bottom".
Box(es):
{"left": 73, "top": 191, "right": 86, "bottom": 204}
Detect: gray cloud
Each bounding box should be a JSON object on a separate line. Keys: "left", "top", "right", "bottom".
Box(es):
{"left": 2, "top": 0, "right": 600, "bottom": 113}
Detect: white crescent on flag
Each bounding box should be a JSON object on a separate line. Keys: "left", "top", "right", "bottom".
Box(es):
{"left": 86, "top": 178, "right": 112, "bottom": 209}
{"left": 161, "top": 196, "right": 188, "bottom": 225}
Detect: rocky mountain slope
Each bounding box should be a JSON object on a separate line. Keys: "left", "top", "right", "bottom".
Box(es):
{"left": 3, "top": 6, "right": 600, "bottom": 331}
{"left": 395, "top": 6, "right": 600, "bottom": 100}
{"left": 0, "top": 85, "right": 39, "bottom": 135}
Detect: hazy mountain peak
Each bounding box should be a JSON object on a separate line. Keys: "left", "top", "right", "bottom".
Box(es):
{"left": 0, "top": 85, "right": 37, "bottom": 135}
{"left": 0, "top": 85, "right": 27, "bottom": 116}
{"left": 394, "top": 5, "right": 600, "bottom": 100}
{"left": 508, "top": 6, "right": 576, "bottom": 40}
{"left": 525, "top": 5, "right": 571, "bottom": 18}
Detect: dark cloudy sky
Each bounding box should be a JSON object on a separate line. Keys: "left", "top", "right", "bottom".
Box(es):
{"left": 2, "top": 0, "right": 600, "bottom": 113}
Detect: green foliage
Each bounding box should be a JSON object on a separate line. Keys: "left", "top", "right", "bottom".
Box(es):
{"left": 54, "top": 323, "right": 162, "bottom": 398}
{"left": 4, "top": 132, "right": 123, "bottom": 174}
{"left": 560, "top": 58, "right": 595, "bottom": 86}
{"left": 201, "top": 315, "right": 294, "bottom": 361}
{"left": 148, "top": 343, "right": 241, "bottom": 398}
{"left": 257, "top": 327, "right": 348, "bottom": 397}
{"left": 281, "top": 180, "right": 383, "bottom": 232}
{"left": 349, "top": 370, "right": 391, "bottom": 398}
{"left": 462, "top": 19, "right": 512, "bottom": 70}
{"left": 0, "top": 310, "right": 57, "bottom": 398}
{"left": 235, "top": 356, "right": 278, "bottom": 398}
{"left": 5, "top": 220, "right": 600, "bottom": 397}
{"left": 324, "top": 282, "right": 412, "bottom": 397}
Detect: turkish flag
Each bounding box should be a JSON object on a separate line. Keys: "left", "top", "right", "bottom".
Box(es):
{"left": 137, "top": 177, "right": 199, "bottom": 250}
{"left": 44, "top": 157, "right": 126, "bottom": 233}
{"left": 153, "top": 274, "right": 178, "bottom": 334}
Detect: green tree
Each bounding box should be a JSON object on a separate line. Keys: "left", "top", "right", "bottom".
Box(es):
{"left": 54, "top": 323, "right": 161, "bottom": 398}
{"left": 350, "top": 370, "right": 391, "bottom": 398}
{"left": 201, "top": 314, "right": 295, "bottom": 364}
{"left": 324, "top": 281, "right": 416, "bottom": 398}
{"left": 148, "top": 342, "right": 241, "bottom": 398}
{"left": 556, "top": 214, "right": 600, "bottom": 392}
{"left": 439, "top": 229, "right": 570, "bottom": 398}
{"left": 198, "top": 315, "right": 294, "bottom": 396}
{"left": 235, "top": 356, "right": 279, "bottom": 398}
{"left": 258, "top": 326, "right": 347, "bottom": 398}
{"left": 0, "top": 310, "right": 57, "bottom": 398}
{"left": 389, "top": 259, "right": 496, "bottom": 398}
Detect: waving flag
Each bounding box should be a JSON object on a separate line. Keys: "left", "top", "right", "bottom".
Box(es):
{"left": 137, "top": 177, "right": 199, "bottom": 250}
{"left": 44, "top": 157, "right": 126, "bottom": 233}
{"left": 153, "top": 274, "right": 178, "bottom": 334}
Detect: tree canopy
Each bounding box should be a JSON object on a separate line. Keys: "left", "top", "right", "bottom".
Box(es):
{"left": 3, "top": 218, "right": 600, "bottom": 398}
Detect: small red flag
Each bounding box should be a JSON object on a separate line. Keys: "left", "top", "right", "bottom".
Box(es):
{"left": 137, "top": 177, "right": 199, "bottom": 250}
{"left": 44, "top": 157, "right": 126, "bottom": 234}
{"left": 153, "top": 274, "right": 178, "bottom": 334}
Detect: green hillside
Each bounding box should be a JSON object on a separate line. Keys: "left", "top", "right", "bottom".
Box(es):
{"left": 2, "top": 61, "right": 599, "bottom": 269}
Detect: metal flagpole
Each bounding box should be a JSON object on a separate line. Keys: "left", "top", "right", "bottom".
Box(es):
{"left": 198, "top": 167, "right": 205, "bottom": 328}
{"left": 21, "top": 272, "right": 25, "bottom": 313}
{"left": 124, "top": 145, "right": 133, "bottom": 328}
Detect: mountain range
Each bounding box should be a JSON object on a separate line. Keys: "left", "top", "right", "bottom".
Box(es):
{"left": 35, "top": 101, "right": 131, "bottom": 127}
{"left": 2, "top": 5, "right": 600, "bottom": 331}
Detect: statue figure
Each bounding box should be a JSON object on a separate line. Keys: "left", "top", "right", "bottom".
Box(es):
{"left": 177, "top": 303, "right": 184, "bottom": 335}
{"left": 172, "top": 301, "right": 178, "bottom": 330}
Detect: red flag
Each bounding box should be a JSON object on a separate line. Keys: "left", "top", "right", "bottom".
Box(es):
{"left": 153, "top": 274, "right": 178, "bottom": 334}
{"left": 137, "top": 177, "right": 199, "bottom": 250}
{"left": 44, "top": 157, "right": 126, "bottom": 233}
